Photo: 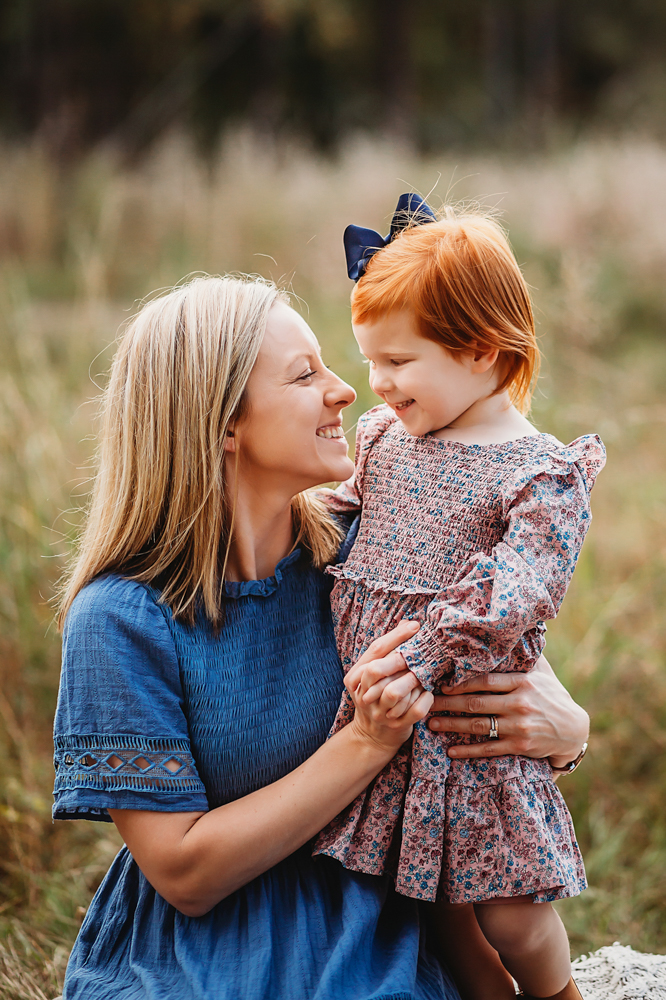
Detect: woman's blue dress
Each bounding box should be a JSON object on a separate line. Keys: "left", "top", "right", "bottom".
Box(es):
{"left": 53, "top": 549, "right": 459, "bottom": 1000}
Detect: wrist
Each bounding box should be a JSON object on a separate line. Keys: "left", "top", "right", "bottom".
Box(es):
{"left": 548, "top": 702, "right": 589, "bottom": 768}
{"left": 345, "top": 717, "right": 403, "bottom": 767}
{"left": 549, "top": 741, "right": 588, "bottom": 773}
{"left": 548, "top": 752, "right": 579, "bottom": 770}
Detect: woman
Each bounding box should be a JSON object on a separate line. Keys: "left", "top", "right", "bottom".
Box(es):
{"left": 53, "top": 276, "right": 590, "bottom": 1000}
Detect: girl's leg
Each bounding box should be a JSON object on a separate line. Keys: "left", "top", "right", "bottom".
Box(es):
{"left": 423, "top": 900, "right": 516, "bottom": 1000}
{"left": 474, "top": 900, "right": 571, "bottom": 998}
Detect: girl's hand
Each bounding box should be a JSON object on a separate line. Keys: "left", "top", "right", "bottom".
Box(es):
{"left": 346, "top": 621, "right": 434, "bottom": 752}
{"left": 427, "top": 655, "right": 589, "bottom": 764}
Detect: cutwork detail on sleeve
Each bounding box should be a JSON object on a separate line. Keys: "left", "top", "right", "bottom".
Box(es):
{"left": 54, "top": 734, "right": 206, "bottom": 795}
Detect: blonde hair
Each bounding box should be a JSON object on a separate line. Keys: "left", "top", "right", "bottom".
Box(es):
{"left": 352, "top": 209, "right": 539, "bottom": 414}
{"left": 57, "top": 274, "right": 342, "bottom": 629}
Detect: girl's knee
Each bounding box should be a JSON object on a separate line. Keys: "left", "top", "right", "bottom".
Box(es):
{"left": 474, "top": 900, "right": 554, "bottom": 955}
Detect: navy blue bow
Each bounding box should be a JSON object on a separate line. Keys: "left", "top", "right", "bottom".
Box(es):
{"left": 343, "top": 192, "right": 437, "bottom": 281}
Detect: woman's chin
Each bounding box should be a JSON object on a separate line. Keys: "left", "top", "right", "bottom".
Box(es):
{"left": 318, "top": 456, "right": 354, "bottom": 485}
{"left": 335, "top": 457, "right": 355, "bottom": 482}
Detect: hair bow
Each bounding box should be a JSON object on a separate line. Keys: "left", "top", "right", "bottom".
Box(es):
{"left": 343, "top": 192, "right": 437, "bottom": 281}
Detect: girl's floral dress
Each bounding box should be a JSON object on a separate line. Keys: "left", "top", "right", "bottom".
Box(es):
{"left": 313, "top": 404, "right": 605, "bottom": 904}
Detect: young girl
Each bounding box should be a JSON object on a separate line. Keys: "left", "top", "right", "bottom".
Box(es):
{"left": 313, "top": 195, "right": 605, "bottom": 1000}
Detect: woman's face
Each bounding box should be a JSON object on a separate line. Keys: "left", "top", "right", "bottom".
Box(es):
{"left": 235, "top": 301, "right": 356, "bottom": 495}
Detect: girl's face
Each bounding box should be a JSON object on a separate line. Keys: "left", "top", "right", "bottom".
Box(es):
{"left": 353, "top": 309, "right": 498, "bottom": 437}
{"left": 235, "top": 301, "right": 356, "bottom": 494}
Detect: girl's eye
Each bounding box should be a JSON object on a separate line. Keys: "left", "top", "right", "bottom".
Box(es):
{"left": 390, "top": 359, "right": 407, "bottom": 367}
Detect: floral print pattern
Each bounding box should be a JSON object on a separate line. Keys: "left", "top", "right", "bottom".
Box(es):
{"left": 313, "top": 404, "right": 605, "bottom": 903}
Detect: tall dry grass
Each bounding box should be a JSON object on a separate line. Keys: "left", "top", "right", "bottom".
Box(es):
{"left": 0, "top": 131, "right": 665, "bottom": 995}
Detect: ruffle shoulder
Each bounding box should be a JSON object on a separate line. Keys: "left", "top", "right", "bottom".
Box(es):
{"left": 505, "top": 433, "right": 606, "bottom": 510}
{"left": 354, "top": 403, "right": 397, "bottom": 461}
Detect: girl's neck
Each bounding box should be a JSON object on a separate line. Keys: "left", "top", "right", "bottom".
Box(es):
{"left": 223, "top": 473, "right": 295, "bottom": 583}
{"left": 432, "top": 390, "right": 539, "bottom": 446}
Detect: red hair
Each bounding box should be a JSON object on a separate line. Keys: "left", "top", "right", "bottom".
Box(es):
{"left": 351, "top": 211, "right": 539, "bottom": 413}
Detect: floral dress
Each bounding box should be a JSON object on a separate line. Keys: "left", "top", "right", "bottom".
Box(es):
{"left": 313, "top": 404, "right": 605, "bottom": 904}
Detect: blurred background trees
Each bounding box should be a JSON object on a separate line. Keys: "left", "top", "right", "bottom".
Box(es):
{"left": 2, "top": 0, "right": 666, "bottom": 159}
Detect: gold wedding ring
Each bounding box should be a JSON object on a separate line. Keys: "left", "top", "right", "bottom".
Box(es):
{"left": 488, "top": 715, "right": 499, "bottom": 739}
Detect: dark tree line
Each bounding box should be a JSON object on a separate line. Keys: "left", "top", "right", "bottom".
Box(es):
{"left": 1, "top": 0, "right": 665, "bottom": 158}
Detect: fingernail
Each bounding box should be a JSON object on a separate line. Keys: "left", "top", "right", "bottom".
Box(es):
{"left": 448, "top": 749, "right": 458, "bottom": 757}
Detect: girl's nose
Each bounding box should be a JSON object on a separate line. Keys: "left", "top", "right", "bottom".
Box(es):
{"left": 369, "top": 366, "right": 393, "bottom": 395}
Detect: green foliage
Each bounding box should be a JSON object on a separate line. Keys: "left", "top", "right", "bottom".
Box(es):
{"left": 0, "top": 133, "right": 665, "bottom": 992}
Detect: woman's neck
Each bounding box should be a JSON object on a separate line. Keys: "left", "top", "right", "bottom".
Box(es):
{"left": 224, "top": 474, "right": 295, "bottom": 583}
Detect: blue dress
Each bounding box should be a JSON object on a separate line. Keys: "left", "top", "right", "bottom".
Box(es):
{"left": 53, "top": 549, "right": 458, "bottom": 1000}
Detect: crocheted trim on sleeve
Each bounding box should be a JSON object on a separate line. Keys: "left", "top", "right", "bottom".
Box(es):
{"left": 54, "top": 734, "right": 206, "bottom": 796}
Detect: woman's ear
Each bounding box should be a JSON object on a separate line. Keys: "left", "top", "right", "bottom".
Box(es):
{"left": 223, "top": 427, "right": 236, "bottom": 453}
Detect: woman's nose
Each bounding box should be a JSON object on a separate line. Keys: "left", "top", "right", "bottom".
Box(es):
{"left": 325, "top": 371, "right": 356, "bottom": 408}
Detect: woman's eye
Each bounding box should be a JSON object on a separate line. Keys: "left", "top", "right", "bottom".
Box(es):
{"left": 297, "top": 369, "right": 316, "bottom": 381}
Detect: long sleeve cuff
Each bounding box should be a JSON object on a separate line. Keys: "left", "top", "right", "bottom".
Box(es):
{"left": 399, "top": 619, "right": 547, "bottom": 690}
{"left": 398, "top": 622, "right": 451, "bottom": 690}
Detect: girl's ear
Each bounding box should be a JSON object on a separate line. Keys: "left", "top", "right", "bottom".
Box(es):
{"left": 469, "top": 344, "right": 500, "bottom": 373}
{"left": 223, "top": 427, "right": 236, "bottom": 453}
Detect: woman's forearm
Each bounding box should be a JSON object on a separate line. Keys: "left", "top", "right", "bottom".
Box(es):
{"left": 111, "top": 720, "right": 393, "bottom": 917}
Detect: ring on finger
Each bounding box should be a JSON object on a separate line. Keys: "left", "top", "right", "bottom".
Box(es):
{"left": 488, "top": 715, "right": 499, "bottom": 740}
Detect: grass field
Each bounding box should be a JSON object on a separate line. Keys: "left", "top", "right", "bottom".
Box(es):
{"left": 0, "top": 132, "right": 665, "bottom": 997}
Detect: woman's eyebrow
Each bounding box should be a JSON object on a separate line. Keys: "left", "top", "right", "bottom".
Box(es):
{"left": 283, "top": 352, "right": 317, "bottom": 373}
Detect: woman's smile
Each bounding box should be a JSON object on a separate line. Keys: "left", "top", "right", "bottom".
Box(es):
{"left": 316, "top": 421, "right": 346, "bottom": 440}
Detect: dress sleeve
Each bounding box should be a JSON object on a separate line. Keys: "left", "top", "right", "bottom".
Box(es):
{"left": 399, "top": 435, "right": 606, "bottom": 688}
{"left": 53, "top": 574, "right": 208, "bottom": 822}
{"left": 318, "top": 404, "right": 396, "bottom": 514}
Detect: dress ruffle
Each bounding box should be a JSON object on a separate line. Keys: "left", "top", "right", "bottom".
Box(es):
{"left": 326, "top": 563, "right": 439, "bottom": 597}
{"left": 439, "top": 761, "right": 586, "bottom": 903}
{"left": 315, "top": 747, "right": 586, "bottom": 903}
{"left": 222, "top": 549, "right": 302, "bottom": 598}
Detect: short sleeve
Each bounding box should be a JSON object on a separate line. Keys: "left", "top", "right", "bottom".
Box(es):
{"left": 53, "top": 574, "right": 208, "bottom": 822}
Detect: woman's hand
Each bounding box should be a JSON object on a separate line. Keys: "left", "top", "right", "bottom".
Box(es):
{"left": 427, "top": 655, "right": 589, "bottom": 766}
{"left": 345, "top": 621, "right": 433, "bottom": 753}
